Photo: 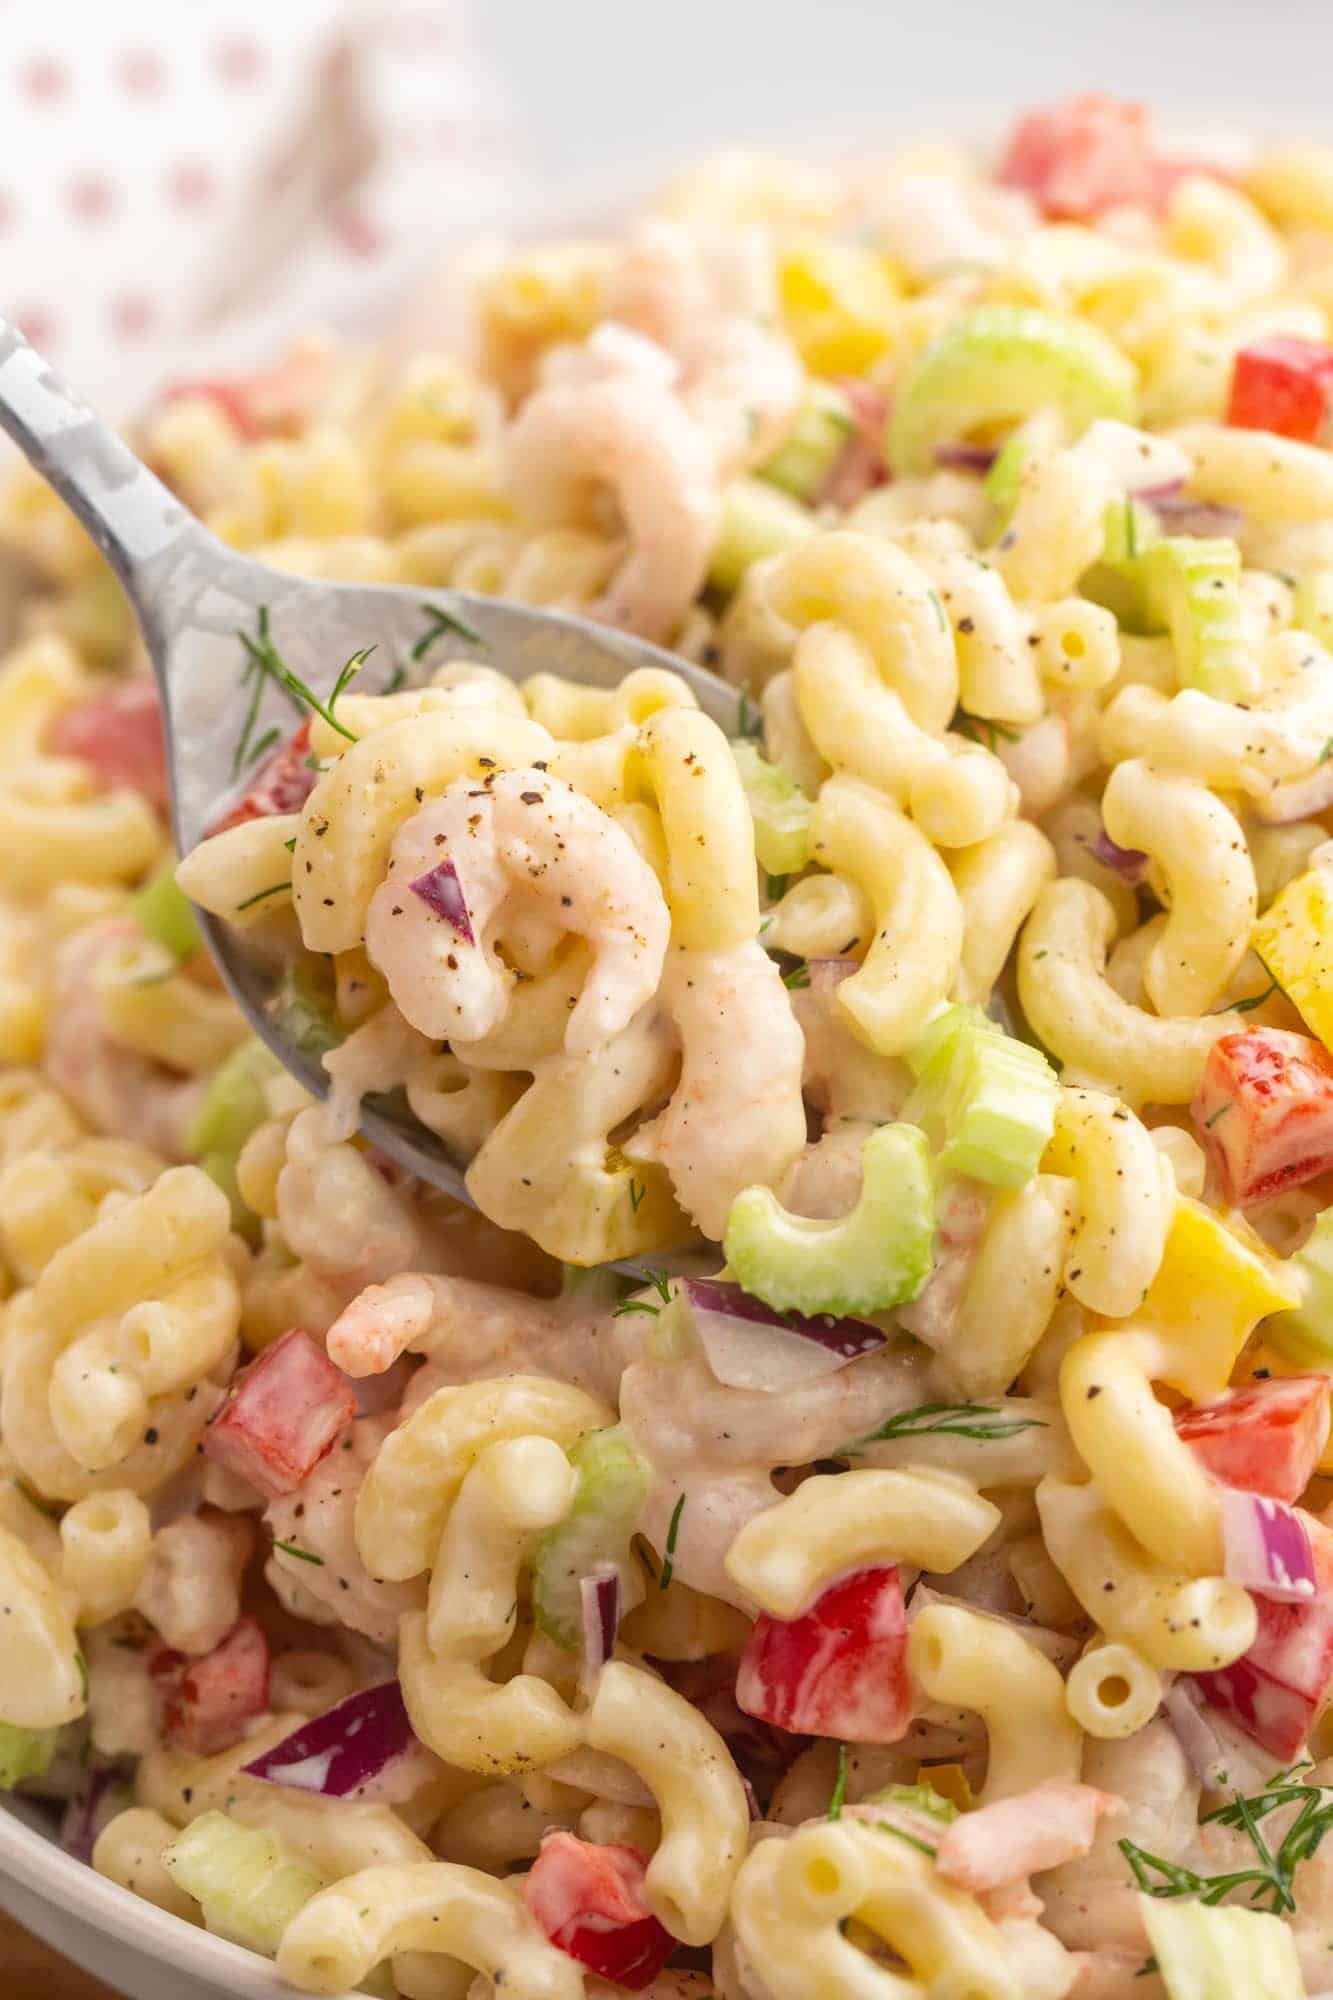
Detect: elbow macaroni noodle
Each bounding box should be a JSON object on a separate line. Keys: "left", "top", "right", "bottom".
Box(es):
{"left": 5, "top": 100, "right": 1333, "bottom": 1997}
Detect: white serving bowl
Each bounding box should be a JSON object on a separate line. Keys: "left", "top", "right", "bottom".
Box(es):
{"left": 0, "top": 1797, "right": 309, "bottom": 2000}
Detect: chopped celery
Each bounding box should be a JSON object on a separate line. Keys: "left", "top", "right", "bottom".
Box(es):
{"left": 759, "top": 382, "right": 855, "bottom": 501}
{"left": 983, "top": 435, "right": 1029, "bottom": 522}
{"left": 708, "top": 478, "right": 817, "bottom": 595}
{"left": 531, "top": 1425, "right": 651, "bottom": 1650}
{"left": 186, "top": 1037, "right": 284, "bottom": 1238}
{"left": 1294, "top": 569, "right": 1333, "bottom": 651}
{"left": 863, "top": 1779, "right": 959, "bottom": 1825}
{"left": 1144, "top": 536, "right": 1253, "bottom": 702}
{"left": 1266, "top": 1207, "right": 1333, "bottom": 1364}
{"left": 133, "top": 865, "right": 201, "bottom": 962}
{"left": 904, "top": 1003, "right": 1058, "bottom": 1189}
{"left": 273, "top": 961, "right": 343, "bottom": 1065}
{"left": 1138, "top": 1896, "right": 1304, "bottom": 2000}
{"left": 163, "top": 1810, "right": 327, "bottom": 1957}
{"left": 187, "top": 1037, "right": 283, "bottom": 1159}
{"left": 1100, "top": 495, "right": 1161, "bottom": 569}
{"left": 723, "top": 1121, "right": 935, "bottom": 1318}
{"left": 731, "top": 741, "right": 814, "bottom": 875}
{"left": 0, "top": 1720, "right": 62, "bottom": 1790}
{"left": 888, "top": 306, "right": 1138, "bottom": 477}
{"left": 559, "top": 1264, "right": 623, "bottom": 1307}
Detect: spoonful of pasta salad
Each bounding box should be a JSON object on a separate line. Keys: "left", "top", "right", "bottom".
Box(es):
{"left": 0, "top": 316, "right": 772, "bottom": 1263}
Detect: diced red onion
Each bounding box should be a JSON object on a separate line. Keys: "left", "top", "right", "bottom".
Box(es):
{"left": 740, "top": 1774, "right": 762, "bottom": 1821}
{"left": 242, "top": 1680, "right": 419, "bottom": 1797}
{"left": 408, "top": 858, "right": 474, "bottom": 943}
{"left": 580, "top": 1567, "right": 622, "bottom": 1670}
{"left": 1140, "top": 484, "right": 1244, "bottom": 538}
{"left": 808, "top": 957, "right": 859, "bottom": 998}
{"left": 59, "top": 1762, "right": 130, "bottom": 1864}
{"left": 1220, "top": 1488, "right": 1317, "bottom": 1603}
{"left": 934, "top": 442, "right": 998, "bottom": 472}
{"left": 1090, "top": 827, "right": 1149, "bottom": 884}
{"left": 682, "top": 1276, "right": 885, "bottom": 1394}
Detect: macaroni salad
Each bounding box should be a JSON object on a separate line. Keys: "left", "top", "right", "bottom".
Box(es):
{"left": 13, "top": 92, "right": 1333, "bottom": 2000}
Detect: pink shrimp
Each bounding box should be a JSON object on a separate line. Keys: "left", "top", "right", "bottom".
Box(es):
{"left": 936, "top": 1783, "right": 1122, "bottom": 1896}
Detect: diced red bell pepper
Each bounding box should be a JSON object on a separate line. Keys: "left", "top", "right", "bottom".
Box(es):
{"left": 149, "top": 1615, "right": 270, "bottom": 1755}
{"left": 1191, "top": 1515, "right": 1333, "bottom": 1759}
{"left": 1227, "top": 338, "right": 1333, "bottom": 444}
{"left": 204, "top": 1328, "right": 357, "bottom": 1499}
{"left": 996, "top": 95, "right": 1160, "bottom": 220}
{"left": 48, "top": 680, "right": 168, "bottom": 815}
{"left": 1192, "top": 1028, "right": 1333, "bottom": 1206}
{"left": 523, "top": 1833, "right": 675, "bottom": 1990}
{"left": 1176, "top": 1376, "right": 1331, "bottom": 1504}
{"left": 735, "top": 1563, "right": 910, "bottom": 1743}
{"left": 212, "top": 720, "right": 316, "bottom": 834}
{"left": 161, "top": 347, "right": 330, "bottom": 443}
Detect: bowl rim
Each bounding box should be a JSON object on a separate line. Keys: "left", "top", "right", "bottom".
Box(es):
{"left": 0, "top": 1797, "right": 319, "bottom": 1998}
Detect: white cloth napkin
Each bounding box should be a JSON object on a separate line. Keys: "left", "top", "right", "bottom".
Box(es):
{"left": 0, "top": 0, "right": 520, "bottom": 418}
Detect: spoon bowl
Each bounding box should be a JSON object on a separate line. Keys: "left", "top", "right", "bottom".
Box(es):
{"left": 0, "top": 319, "right": 740, "bottom": 1214}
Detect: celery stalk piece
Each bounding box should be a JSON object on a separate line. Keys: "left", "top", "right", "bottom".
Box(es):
{"left": 1139, "top": 1896, "right": 1304, "bottom": 2000}
{"left": 1294, "top": 569, "right": 1333, "bottom": 651}
{"left": 904, "top": 1003, "right": 1058, "bottom": 1189}
{"left": 531, "top": 1425, "right": 652, "bottom": 1650}
{"left": 1145, "top": 535, "right": 1254, "bottom": 702}
{"left": 759, "top": 382, "right": 856, "bottom": 501}
{"left": 723, "top": 1122, "right": 935, "bottom": 1318}
{"left": 708, "top": 478, "right": 818, "bottom": 594}
{"left": 983, "top": 434, "right": 1029, "bottom": 522}
{"left": 887, "top": 305, "right": 1138, "bottom": 477}
{"left": 862, "top": 1779, "right": 959, "bottom": 1825}
{"left": 134, "top": 865, "right": 202, "bottom": 962}
{"left": 163, "top": 1811, "right": 327, "bottom": 1958}
{"left": 185, "top": 1036, "right": 283, "bottom": 1235}
{"left": 0, "top": 1720, "right": 62, "bottom": 1790}
{"left": 730, "top": 741, "right": 814, "bottom": 875}
{"left": 1266, "top": 1207, "right": 1333, "bottom": 1364}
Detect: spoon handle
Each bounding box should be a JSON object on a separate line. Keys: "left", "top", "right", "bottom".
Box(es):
{"left": 0, "top": 319, "right": 209, "bottom": 622}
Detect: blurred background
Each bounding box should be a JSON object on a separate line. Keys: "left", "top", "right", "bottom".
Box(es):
{"left": 2, "top": 0, "right": 1327, "bottom": 419}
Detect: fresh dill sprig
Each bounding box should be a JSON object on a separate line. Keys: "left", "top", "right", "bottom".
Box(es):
{"left": 411, "top": 602, "right": 484, "bottom": 660}
{"left": 612, "top": 1269, "right": 674, "bottom": 1318}
{"left": 234, "top": 882, "right": 290, "bottom": 913}
{"left": 1120, "top": 1763, "right": 1333, "bottom": 1916}
{"left": 236, "top": 607, "right": 369, "bottom": 752}
{"left": 272, "top": 1540, "right": 324, "bottom": 1567}
{"left": 827, "top": 1745, "right": 848, "bottom": 1821}
{"left": 659, "top": 1494, "right": 686, "bottom": 1591}
{"left": 843, "top": 1402, "right": 1048, "bottom": 1453}
{"left": 781, "top": 960, "right": 811, "bottom": 991}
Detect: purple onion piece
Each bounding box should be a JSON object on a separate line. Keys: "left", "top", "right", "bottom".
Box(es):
{"left": 59, "top": 1762, "right": 131, "bottom": 1865}
{"left": 408, "top": 858, "right": 474, "bottom": 943}
{"left": 934, "top": 441, "right": 999, "bottom": 473}
{"left": 1140, "top": 484, "right": 1244, "bottom": 538}
{"left": 1091, "top": 826, "right": 1149, "bottom": 884}
{"left": 580, "top": 1567, "right": 622, "bottom": 1670}
{"left": 242, "top": 1680, "right": 418, "bottom": 1797}
{"left": 1219, "top": 1488, "right": 1317, "bottom": 1603}
{"left": 682, "top": 1277, "right": 886, "bottom": 1394}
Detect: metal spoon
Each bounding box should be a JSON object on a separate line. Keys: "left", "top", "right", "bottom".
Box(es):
{"left": 0, "top": 319, "right": 741, "bottom": 1209}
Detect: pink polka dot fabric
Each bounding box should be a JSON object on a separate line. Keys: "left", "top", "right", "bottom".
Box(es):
{"left": 0, "top": 0, "right": 518, "bottom": 418}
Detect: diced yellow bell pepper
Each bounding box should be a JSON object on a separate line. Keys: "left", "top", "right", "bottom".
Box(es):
{"left": 1251, "top": 866, "right": 1333, "bottom": 1051}
{"left": 778, "top": 238, "right": 903, "bottom": 376}
{"left": 1114, "top": 1196, "right": 1299, "bottom": 1397}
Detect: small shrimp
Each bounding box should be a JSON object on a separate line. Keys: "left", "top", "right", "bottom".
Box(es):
{"left": 625, "top": 940, "right": 805, "bottom": 1240}
{"left": 46, "top": 918, "right": 202, "bottom": 1157}
{"left": 935, "top": 1783, "right": 1122, "bottom": 1897}
{"left": 327, "top": 1269, "right": 636, "bottom": 1407}
{"left": 366, "top": 767, "right": 670, "bottom": 1057}
{"left": 680, "top": 314, "right": 804, "bottom": 477}
{"left": 505, "top": 368, "right": 721, "bottom": 640}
